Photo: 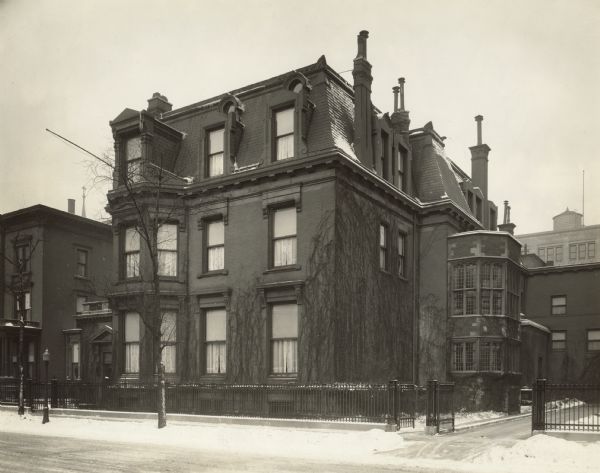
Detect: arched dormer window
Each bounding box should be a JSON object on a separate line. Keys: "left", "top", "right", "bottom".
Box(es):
{"left": 215, "top": 94, "right": 245, "bottom": 174}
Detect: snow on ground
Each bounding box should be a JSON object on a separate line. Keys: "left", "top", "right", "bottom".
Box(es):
{"left": 1, "top": 409, "right": 599, "bottom": 473}
{"left": 473, "top": 434, "right": 600, "bottom": 473}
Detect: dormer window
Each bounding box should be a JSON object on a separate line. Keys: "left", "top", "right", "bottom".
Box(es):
{"left": 126, "top": 137, "right": 142, "bottom": 183}
{"left": 275, "top": 108, "right": 294, "bottom": 160}
{"left": 208, "top": 128, "right": 224, "bottom": 177}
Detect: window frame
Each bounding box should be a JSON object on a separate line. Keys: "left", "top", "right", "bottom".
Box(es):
{"left": 76, "top": 248, "right": 89, "bottom": 278}
{"left": 124, "top": 136, "right": 142, "bottom": 183}
{"left": 160, "top": 311, "right": 177, "bottom": 374}
{"left": 203, "top": 308, "right": 227, "bottom": 375}
{"left": 124, "top": 312, "right": 141, "bottom": 374}
{"left": 269, "top": 302, "right": 299, "bottom": 376}
{"left": 452, "top": 341, "right": 475, "bottom": 372}
{"left": 551, "top": 331, "right": 567, "bottom": 351}
{"left": 206, "top": 126, "right": 225, "bottom": 178}
{"left": 551, "top": 295, "right": 567, "bottom": 315}
{"left": 157, "top": 223, "right": 178, "bottom": 277}
{"left": 379, "top": 223, "right": 389, "bottom": 272}
{"left": 270, "top": 206, "right": 297, "bottom": 268}
{"left": 587, "top": 329, "right": 600, "bottom": 352}
{"left": 205, "top": 218, "right": 225, "bottom": 272}
{"left": 123, "top": 227, "right": 141, "bottom": 279}
{"left": 397, "top": 232, "right": 406, "bottom": 277}
{"left": 15, "top": 243, "right": 30, "bottom": 273}
{"left": 273, "top": 105, "right": 295, "bottom": 161}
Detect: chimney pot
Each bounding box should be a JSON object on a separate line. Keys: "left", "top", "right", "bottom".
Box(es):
{"left": 392, "top": 86, "right": 400, "bottom": 112}
{"left": 399, "top": 77, "right": 406, "bottom": 111}
{"left": 356, "top": 30, "right": 369, "bottom": 59}
{"left": 475, "top": 115, "right": 483, "bottom": 145}
{"left": 68, "top": 199, "right": 75, "bottom": 214}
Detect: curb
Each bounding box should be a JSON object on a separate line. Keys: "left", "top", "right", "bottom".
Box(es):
{"left": 454, "top": 412, "right": 531, "bottom": 432}
{"left": 0, "top": 404, "right": 386, "bottom": 432}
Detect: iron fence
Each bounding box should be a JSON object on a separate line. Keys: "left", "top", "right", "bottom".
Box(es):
{"left": 532, "top": 379, "right": 600, "bottom": 432}
{"left": 0, "top": 378, "right": 423, "bottom": 426}
{"left": 425, "top": 379, "right": 455, "bottom": 433}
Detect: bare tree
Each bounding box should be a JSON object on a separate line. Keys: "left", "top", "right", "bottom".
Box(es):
{"left": 1, "top": 232, "right": 42, "bottom": 416}
{"left": 53, "top": 129, "right": 185, "bottom": 429}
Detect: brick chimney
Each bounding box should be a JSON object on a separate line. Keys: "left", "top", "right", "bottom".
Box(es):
{"left": 67, "top": 199, "right": 75, "bottom": 214}
{"left": 352, "top": 31, "right": 374, "bottom": 168}
{"left": 147, "top": 92, "right": 172, "bottom": 117}
{"left": 498, "top": 200, "right": 516, "bottom": 234}
{"left": 469, "top": 115, "right": 490, "bottom": 200}
{"left": 391, "top": 77, "right": 410, "bottom": 134}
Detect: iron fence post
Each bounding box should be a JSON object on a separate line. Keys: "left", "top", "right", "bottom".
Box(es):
{"left": 425, "top": 379, "right": 438, "bottom": 434}
{"left": 50, "top": 377, "right": 57, "bottom": 408}
{"left": 532, "top": 378, "right": 547, "bottom": 432}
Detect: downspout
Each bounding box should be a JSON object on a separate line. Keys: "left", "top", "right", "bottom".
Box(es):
{"left": 412, "top": 214, "right": 419, "bottom": 385}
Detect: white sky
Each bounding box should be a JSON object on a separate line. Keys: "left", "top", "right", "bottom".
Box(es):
{"left": 1, "top": 0, "right": 598, "bottom": 233}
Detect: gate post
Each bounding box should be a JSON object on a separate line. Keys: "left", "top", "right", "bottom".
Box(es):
{"left": 425, "top": 379, "right": 439, "bottom": 435}
{"left": 386, "top": 380, "right": 398, "bottom": 431}
{"left": 532, "top": 378, "right": 547, "bottom": 432}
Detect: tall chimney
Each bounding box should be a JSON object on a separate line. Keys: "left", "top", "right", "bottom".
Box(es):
{"left": 498, "top": 200, "right": 516, "bottom": 234}
{"left": 391, "top": 77, "right": 410, "bottom": 134}
{"left": 469, "top": 115, "right": 491, "bottom": 227}
{"left": 352, "top": 30, "right": 374, "bottom": 168}
{"left": 68, "top": 199, "right": 75, "bottom": 214}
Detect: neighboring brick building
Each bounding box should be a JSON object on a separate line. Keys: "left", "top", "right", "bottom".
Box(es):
{"left": 517, "top": 209, "right": 600, "bottom": 266}
{"left": 106, "top": 31, "right": 520, "bottom": 410}
{"left": 523, "top": 262, "right": 600, "bottom": 384}
{"left": 0, "top": 203, "right": 112, "bottom": 381}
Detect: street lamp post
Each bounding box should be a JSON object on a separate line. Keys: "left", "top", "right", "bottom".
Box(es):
{"left": 42, "top": 348, "right": 50, "bottom": 424}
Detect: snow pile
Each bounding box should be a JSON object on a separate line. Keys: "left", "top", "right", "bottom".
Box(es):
{"left": 473, "top": 434, "right": 600, "bottom": 473}
{"left": 0, "top": 411, "right": 405, "bottom": 464}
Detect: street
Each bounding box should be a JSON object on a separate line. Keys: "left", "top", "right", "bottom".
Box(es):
{"left": 0, "top": 430, "right": 433, "bottom": 473}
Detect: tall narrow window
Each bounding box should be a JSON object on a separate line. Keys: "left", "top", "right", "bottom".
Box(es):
{"left": 124, "top": 227, "right": 140, "bottom": 278}
{"left": 569, "top": 244, "right": 577, "bottom": 261}
{"left": 551, "top": 331, "right": 566, "bottom": 351}
{"left": 397, "top": 232, "right": 406, "bottom": 276}
{"left": 76, "top": 249, "right": 88, "bottom": 277}
{"left": 16, "top": 292, "right": 31, "bottom": 321}
{"left": 15, "top": 244, "right": 30, "bottom": 272}
{"left": 272, "top": 207, "right": 297, "bottom": 267}
{"left": 538, "top": 248, "right": 546, "bottom": 261}
{"left": 588, "top": 242, "right": 596, "bottom": 259}
{"left": 70, "top": 342, "right": 80, "bottom": 380}
{"left": 551, "top": 296, "right": 566, "bottom": 315}
{"left": 547, "top": 247, "right": 555, "bottom": 263}
{"left": 275, "top": 108, "right": 294, "bottom": 160}
{"left": 379, "top": 224, "right": 388, "bottom": 271}
{"left": 556, "top": 246, "right": 563, "bottom": 262}
{"left": 157, "top": 224, "right": 177, "bottom": 277}
{"left": 126, "top": 137, "right": 142, "bottom": 183}
{"left": 271, "top": 303, "right": 298, "bottom": 374}
{"left": 453, "top": 263, "right": 477, "bottom": 315}
{"left": 124, "top": 312, "right": 140, "bottom": 374}
{"left": 206, "top": 220, "right": 225, "bottom": 271}
{"left": 205, "top": 309, "right": 226, "bottom": 374}
{"left": 161, "top": 311, "right": 177, "bottom": 374}
{"left": 208, "top": 128, "right": 224, "bottom": 177}
{"left": 381, "top": 131, "right": 389, "bottom": 180}
{"left": 397, "top": 149, "right": 406, "bottom": 191}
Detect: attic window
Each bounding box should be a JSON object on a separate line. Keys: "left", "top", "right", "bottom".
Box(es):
{"left": 274, "top": 108, "right": 294, "bottom": 160}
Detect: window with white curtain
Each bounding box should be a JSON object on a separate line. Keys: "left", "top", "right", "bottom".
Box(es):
{"left": 124, "top": 227, "right": 140, "bottom": 278}
{"left": 126, "top": 137, "right": 142, "bottom": 183}
{"left": 275, "top": 108, "right": 294, "bottom": 160}
{"left": 157, "top": 224, "right": 177, "bottom": 276}
{"left": 271, "top": 303, "right": 298, "bottom": 374}
{"left": 161, "top": 311, "right": 177, "bottom": 374}
{"left": 272, "top": 207, "right": 296, "bottom": 267}
{"left": 207, "top": 220, "right": 225, "bottom": 271}
{"left": 205, "top": 309, "right": 226, "bottom": 374}
{"left": 208, "top": 128, "right": 224, "bottom": 177}
{"left": 124, "top": 312, "right": 140, "bottom": 373}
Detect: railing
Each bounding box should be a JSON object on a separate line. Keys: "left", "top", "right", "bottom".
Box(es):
{"left": 425, "top": 379, "right": 455, "bottom": 433}
{"left": 532, "top": 379, "right": 600, "bottom": 432}
{"left": 0, "top": 379, "right": 423, "bottom": 426}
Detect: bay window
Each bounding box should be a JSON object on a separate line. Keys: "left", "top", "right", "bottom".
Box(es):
{"left": 126, "top": 137, "right": 142, "bottom": 183}
{"left": 124, "top": 312, "right": 140, "bottom": 374}
{"left": 157, "top": 224, "right": 177, "bottom": 277}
